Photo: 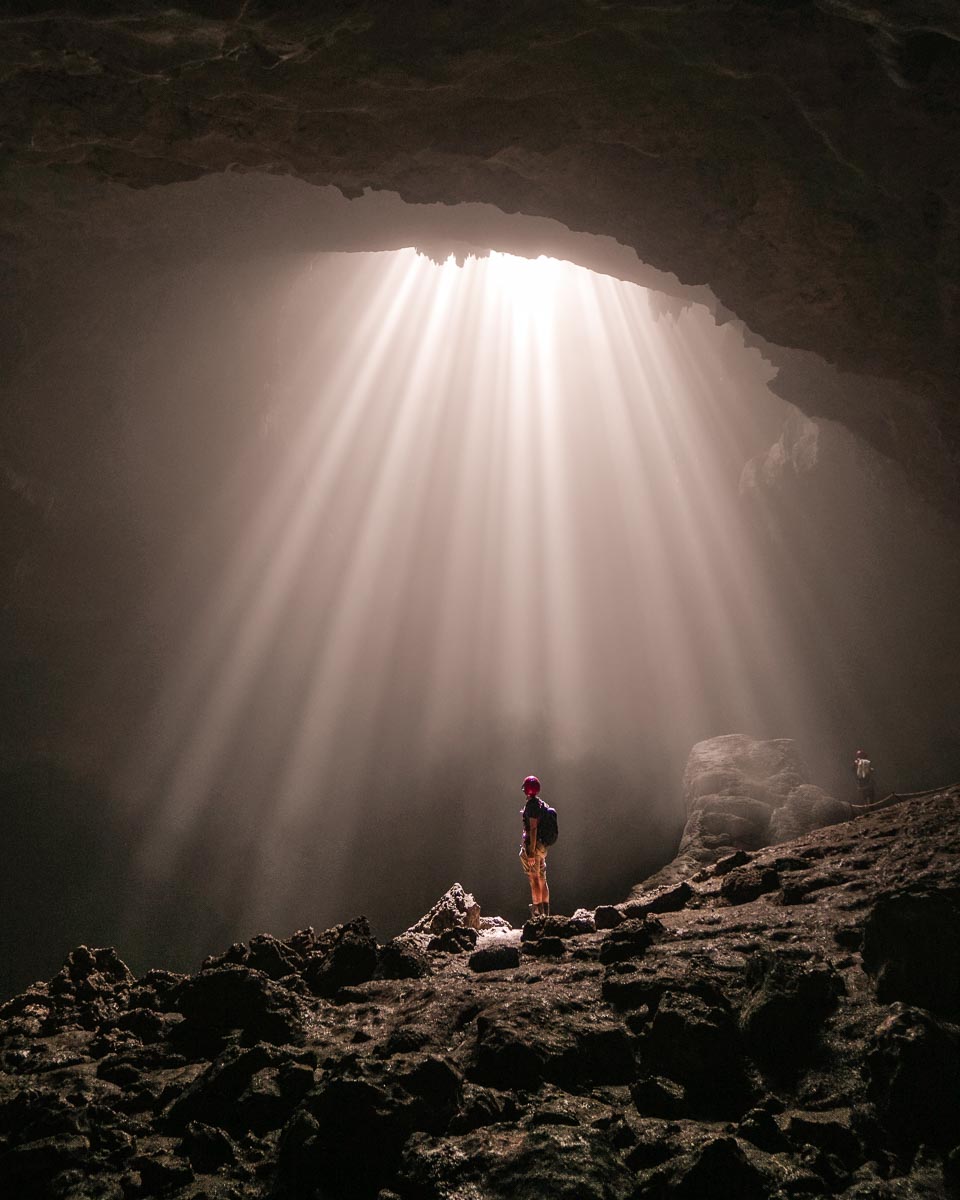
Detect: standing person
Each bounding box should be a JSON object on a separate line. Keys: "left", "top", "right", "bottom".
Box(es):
{"left": 853, "top": 749, "right": 876, "bottom": 804}
{"left": 520, "top": 775, "right": 551, "bottom": 919}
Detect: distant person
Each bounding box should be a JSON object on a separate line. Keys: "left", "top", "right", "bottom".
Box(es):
{"left": 519, "top": 775, "right": 558, "bottom": 919}
{"left": 853, "top": 749, "right": 876, "bottom": 804}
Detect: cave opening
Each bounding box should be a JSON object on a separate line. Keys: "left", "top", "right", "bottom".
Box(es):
{"left": 2, "top": 172, "right": 959, "bottom": 995}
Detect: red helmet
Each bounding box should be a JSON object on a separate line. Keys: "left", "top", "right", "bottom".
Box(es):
{"left": 522, "top": 776, "right": 541, "bottom": 795}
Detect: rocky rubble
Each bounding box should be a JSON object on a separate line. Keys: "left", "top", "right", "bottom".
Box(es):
{"left": 2, "top": 790, "right": 960, "bottom": 1199}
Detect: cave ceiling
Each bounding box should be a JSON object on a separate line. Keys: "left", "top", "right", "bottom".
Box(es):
{"left": 1, "top": 1, "right": 958, "bottom": 512}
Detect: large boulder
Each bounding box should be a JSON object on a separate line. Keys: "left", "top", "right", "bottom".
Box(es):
{"left": 638, "top": 736, "right": 849, "bottom": 889}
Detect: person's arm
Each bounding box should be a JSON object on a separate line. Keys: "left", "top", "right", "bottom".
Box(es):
{"left": 527, "top": 817, "right": 538, "bottom": 855}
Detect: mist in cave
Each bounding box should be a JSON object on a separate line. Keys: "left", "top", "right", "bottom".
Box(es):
{"left": 3, "top": 177, "right": 959, "bottom": 999}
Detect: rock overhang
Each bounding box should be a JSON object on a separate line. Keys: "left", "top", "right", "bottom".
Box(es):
{"left": 1, "top": 1, "right": 959, "bottom": 513}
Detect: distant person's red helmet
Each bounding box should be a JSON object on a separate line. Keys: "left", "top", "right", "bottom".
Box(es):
{"left": 856, "top": 750, "right": 865, "bottom": 757}
{"left": 522, "top": 776, "right": 541, "bottom": 795}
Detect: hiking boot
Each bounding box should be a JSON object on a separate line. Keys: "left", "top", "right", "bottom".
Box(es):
{"left": 541, "top": 902, "right": 550, "bottom": 917}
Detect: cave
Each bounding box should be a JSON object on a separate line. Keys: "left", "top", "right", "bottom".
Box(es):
{"left": 3, "top": 7, "right": 960, "bottom": 1200}
{"left": 2, "top": 5, "right": 960, "bottom": 990}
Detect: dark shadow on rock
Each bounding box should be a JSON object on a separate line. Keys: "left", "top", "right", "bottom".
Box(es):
{"left": 861, "top": 888, "right": 960, "bottom": 1016}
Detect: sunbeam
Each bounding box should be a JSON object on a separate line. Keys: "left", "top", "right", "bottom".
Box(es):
{"left": 119, "top": 246, "right": 810, "bottom": 944}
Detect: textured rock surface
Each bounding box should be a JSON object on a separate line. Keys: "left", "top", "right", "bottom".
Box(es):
{"left": 639, "top": 734, "right": 851, "bottom": 889}
{"left": 1, "top": 3, "right": 959, "bottom": 509}
{"left": 2, "top": 788, "right": 960, "bottom": 1199}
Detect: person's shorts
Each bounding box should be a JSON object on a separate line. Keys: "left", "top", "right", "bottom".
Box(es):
{"left": 520, "top": 844, "right": 547, "bottom": 878}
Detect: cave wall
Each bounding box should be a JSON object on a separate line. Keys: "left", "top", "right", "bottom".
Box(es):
{"left": 1, "top": 1, "right": 959, "bottom": 509}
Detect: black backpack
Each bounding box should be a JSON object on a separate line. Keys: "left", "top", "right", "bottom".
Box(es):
{"left": 536, "top": 798, "right": 559, "bottom": 846}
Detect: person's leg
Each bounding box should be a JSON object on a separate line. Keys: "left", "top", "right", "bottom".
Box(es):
{"left": 522, "top": 848, "right": 540, "bottom": 915}
{"left": 537, "top": 850, "right": 549, "bottom": 914}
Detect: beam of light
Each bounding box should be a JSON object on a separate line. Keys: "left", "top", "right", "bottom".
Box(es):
{"left": 123, "top": 246, "right": 818, "bottom": 943}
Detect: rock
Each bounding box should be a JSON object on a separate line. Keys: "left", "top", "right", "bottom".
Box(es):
{"left": 713, "top": 850, "right": 752, "bottom": 876}
{"left": 473, "top": 998, "right": 635, "bottom": 1091}
{"left": 179, "top": 1120, "right": 239, "bottom": 1172}
{"left": 521, "top": 936, "right": 566, "bottom": 959}
{"left": 132, "top": 1151, "right": 194, "bottom": 1194}
{"left": 861, "top": 888, "right": 960, "bottom": 1015}
{"left": 594, "top": 905, "right": 625, "bottom": 930}
{"left": 720, "top": 865, "right": 781, "bottom": 905}
{"left": 164, "top": 1044, "right": 279, "bottom": 1131}
{"left": 598, "top": 918, "right": 665, "bottom": 965}
{"left": 739, "top": 952, "right": 842, "bottom": 1073}
{"left": 0, "top": 1133, "right": 91, "bottom": 1185}
{"left": 865, "top": 1003, "right": 960, "bottom": 1150}
{"left": 406, "top": 884, "right": 481, "bottom": 937}
{"left": 468, "top": 945, "right": 520, "bottom": 973}
{"left": 781, "top": 1109, "right": 863, "bottom": 1168}
{"left": 397, "top": 1125, "right": 639, "bottom": 1200}
{"left": 447, "top": 1084, "right": 519, "bottom": 1133}
{"left": 568, "top": 909, "right": 598, "bottom": 934}
{"left": 377, "top": 937, "right": 432, "bottom": 980}
{"left": 643, "top": 990, "right": 752, "bottom": 1116}
{"left": 245, "top": 934, "right": 299, "bottom": 980}
{"left": 641, "top": 735, "right": 844, "bottom": 888}
{"left": 172, "top": 967, "right": 305, "bottom": 1045}
{"left": 642, "top": 1134, "right": 772, "bottom": 1200}
{"left": 630, "top": 1075, "right": 685, "bottom": 1119}
{"left": 303, "top": 917, "right": 379, "bottom": 998}
{"left": 427, "top": 927, "right": 478, "bottom": 954}
{"left": 624, "top": 881, "right": 693, "bottom": 915}
{"left": 770, "top": 785, "right": 853, "bottom": 843}
{"left": 278, "top": 1062, "right": 460, "bottom": 1199}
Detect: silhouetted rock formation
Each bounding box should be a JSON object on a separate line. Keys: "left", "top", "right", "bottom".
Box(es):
{"left": 3, "top": 787, "right": 960, "bottom": 1198}
{"left": 639, "top": 735, "right": 851, "bottom": 891}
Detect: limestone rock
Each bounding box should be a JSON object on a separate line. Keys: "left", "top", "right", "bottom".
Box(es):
{"left": 406, "top": 883, "right": 481, "bottom": 938}
{"left": 642, "top": 735, "right": 847, "bottom": 888}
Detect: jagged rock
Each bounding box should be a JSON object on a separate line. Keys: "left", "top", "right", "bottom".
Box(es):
{"left": 447, "top": 1084, "right": 520, "bottom": 1133}
{"left": 0, "top": 1133, "right": 91, "bottom": 1187}
{"left": 398, "top": 1124, "right": 639, "bottom": 1200}
{"left": 598, "top": 918, "right": 666, "bottom": 965}
{"left": 302, "top": 917, "right": 379, "bottom": 998}
{"left": 639, "top": 1134, "right": 772, "bottom": 1200}
{"left": 171, "top": 966, "right": 305, "bottom": 1045}
{"left": 780, "top": 1109, "right": 863, "bottom": 1169}
{"left": 132, "top": 1151, "right": 194, "bottom": 1194}
{"left": 521, "top": 936, "right": 567, "bottom": 959}
{"left": 865, "top": 1003, "right": 960, "bottom": 1150}
{"left": 407, "top": 884, "right": 481, "bottom": 937}
{"left": 427, "top": 927, "right": 478, "bottom": 954}
{"left": 643, "top": 991, "right": 752, "bottom": 1117}
{"left": 740, "top": 952, "right": 842, "bottom": 1073}
{"left": 164, "top": 1043, "right": 279, "bottom": 1131}
{"left": 630, "top": 1076, "right": 685, "bottom": 1119}
{"left": 473, "top": 998, "right": 635, "bottom": 1092}
{"left": 278, "top": 1060, "right": 461, "bottom": 1199}
{"left": 861, "top": 888, "right": 960, "bottom": 1015}
{"left": 179, "top": 1120, "right": 239, "bottom": 1172}
{"left": 377, "top": 937, "right": 432, "bottom": 980}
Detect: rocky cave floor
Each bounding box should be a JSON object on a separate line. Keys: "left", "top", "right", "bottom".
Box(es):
{"left": 2, "top": 789, "right": 960, "bottom": 1200}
